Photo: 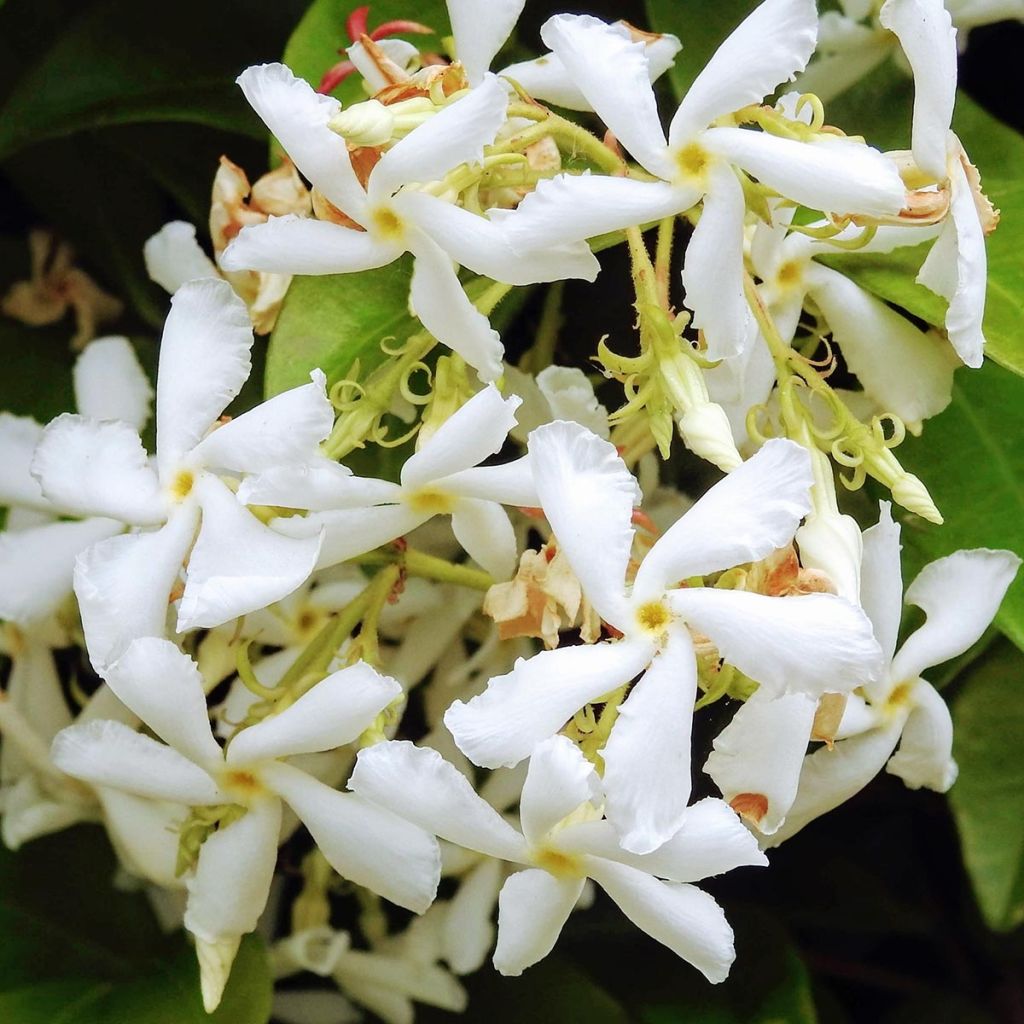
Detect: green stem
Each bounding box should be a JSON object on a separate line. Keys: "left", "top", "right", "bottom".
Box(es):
{"left": 353, "top": 546, "right": 494, "bottom": 591}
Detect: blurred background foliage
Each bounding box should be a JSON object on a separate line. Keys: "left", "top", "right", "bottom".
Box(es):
{"left": 0, "top": 0, "right": 1023, "bottom": 1021}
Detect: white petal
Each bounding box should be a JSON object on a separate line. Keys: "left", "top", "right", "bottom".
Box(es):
{"left": 492, "top": 869, "right": 583, "bottom": 976}
{"left": 97, "top": 788, "right": 186, "bottom": 887}
{"left": 557, "top": 797, "right": 767, "bottom": 882}
{"left": 519, "top": 735, "right": 600, "bottom": 846}
{"left": 669, "top": 0, "right": 817, "bottom": 143}
{"left": 451, "top": 499, "right": 517, "bottom": 579}
{"left": 227, "top": 662, "right": 401, "bottom": 763}
{"left": 669, "top": 588, "right": 883, "bottom": 696}
{"left": 33, "top": 414, "right": 163, "bottom": 526}
{"left": 220, "top": 215, "right": 402, "bottom": 276}
{"left": 349, "top": 740, "right": 529, "bottom": 862}
{"left": 0, "top": 518, "right": 120, "bottom": 625}
{"left": 405, "top": 239, "right": 503, "bottom": 382}
{"left": 528, "top": 421, "right": 638, "bottom": 628}
{"left": 766, "top": 720, "right": 904, "bottom": 846}
{"left": 236, "top": 63, "right": 368, "bottom": 220}
{"left": 634, "top": 438, "right": 813, "bottom": 599}
{"left": 75, "top": 508, "right": 198, "bottom": 671}
{"left": 859, "top": 501, "right": 904, "bottom": 667}
{"left": 335, "top": 947, "right": 465, "bottom": 1011}
{"left": 440, "top": 457, "right": 538, "bottom": 507}
{"left": 504, "top": 173, "right": 696, "bottom": 252}
{"left": 703, "top": 688, "right": 817, "bottom": 834}
{"left": 238, "top": 460, "right": 400, "bottom": 511}
{"left": 274, "top": 505, "right": 428, "bottom": 570}
{"left": 369, "top": 75, "right": 508, "bottom": 200}
{"left": 155, "top": 279, "right": 253, "bottom": 479}
{"left": 192, "top": 370, "right": 334, "bottom": 474}
{"left": 402, "top": 385, "right": 519, "bottom": 489}
{"left": 143, "top": 221, "right": 220, "bottom": 295}
{"left": 444, "top": 858, "right": 504, "bottom": 974}
{"left": 601, "top": 629, "right": 698, "bottom": 853}
{"left": 449, "top": 0, "right": 524, "bottom": 85}
{"left": 879, "top": 0, "right": 957, "bottom": 180}
{"left": 264, "top": 761, "right": 440, "bottom": 912}
{"left": 393, "top": 191, "right": 599, "bottom": 284}
{"left": 891, "top": 548, "right": 1021, "bottom": 681}
{"left": 588, "top": 860, "right": 735, "bottom": 983}
{"left": 886, "top": 680, "right": 957, "bottom": 791}
{"left": 540, "top": 14, "right": 671, "bottom": 179}
{"left": 0, "top": 413, "right": 48, "bottom": 511}
{"left": 51, "top": 719, "right": 224, "bottom": 804}
{"left": 184, "top": 797, "right": 282, "bottom": 941}
{"left": 346, "top": 38, "right": 420, "bottom": 92}
{"left": 681, "top": 163, "right": 750, "bottom": 360}
{"left": 805, "top": 264, "right": 955, "bottom": 427}
{"left": 104, "top": 637, "right": 222, "bottom": 767}
{"left": 74, "top": 337, "right": 154, "bottom": 432}
{"left": 446, "top": 638, "right": 653, "bottom": 769}
{"left": 178, "top": 474, "right": 321, "bottom": 632}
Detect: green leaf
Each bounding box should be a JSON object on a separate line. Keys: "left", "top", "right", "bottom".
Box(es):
{"left": 892, "top": 360, "right": 1024, "bottom": 652}
{"left": 949, "top": 641, "right": 1024, "bottom": 932}
{"left": 282, "top": 0, "right": 451, "bottom": 98}
{"left": 0, "top": 0, "right": 307, "bottom": 160}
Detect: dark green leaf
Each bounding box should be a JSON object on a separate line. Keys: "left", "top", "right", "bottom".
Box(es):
{"left": 950, "top": 641, "right": 1024, "bottom": 932}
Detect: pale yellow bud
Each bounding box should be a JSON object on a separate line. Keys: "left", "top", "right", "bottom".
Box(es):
{"left": 677, "top": 404, "right": 742, "bottom": 472}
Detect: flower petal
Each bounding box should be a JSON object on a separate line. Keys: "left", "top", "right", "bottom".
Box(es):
{"left": 451, "top": 499, "right": 517, "bottom": 580}
{"left": 519, "top": 735, "right": 600, "bottom": 846}
{"left": 859, "top": 501, "right": 904, "bottom": 667}
{"left": 0, "top": 413, "right": 48, "bottom": 511}
{"left": 227, "top": 662, "right": 401, "bottom": 763}
{"left": 394, "top": 191, "right": 599, "bottom": 284}
{"left": 891, "top": 548, "right": 1021, "bottom": 682}
{"left": 75, "top": 508, "right": 198, "bottom": 672}
{"left": 503, "top": 173, "right": 696, "bottom": 251}
{"left": 402, "top": 385, "right": 519, "bottom": 489}
{"left": 236, "top": 63, "right": 368, "bottom": 220}
{"left": 0, "top": 517, "right": 121, "bottom": 626}
{"left": 407, "top": 236, "right": 505, "bottom": 382}
{"left": 155, "top": 279, "right": 253, "bottom": 479}
{"left": 51, "top": 719, "right": 225, "bottom": 804}
{"left": 263, "top": 761, "right": 440, "bottom": 913}
{"left": 634, "top": 438, "right": 813, "bottom": 599}
{"left": 349, "top": 740, "right": 529, "bottom": 862}
{"left": 681, "top": 163, "right": 750, "bottom": 360}
{"left": 805, "top": 264, "right": 955, "bottom": 427}
{"left": 74, "top": 336, "right": 154, "bottom": 432}
{"left": 443, "top": 858, "right": 504, "bottom": 974}
{"left": 587, "top": 859, "right": 735, "bottom": 983}
{"left": 220, "top": 215, "right": 402, "bottom": 276}
{"left": 97, "top": 788, "right": 187, "bottom": 888}
{"left": 601, "top": 628, "right": 698, "bottom": 853}
{"left": 238, "top": 460, "right": 400, "bottom": 511}
{"left": 449, "top": 0, "right": 524, "bottom": 85}
{"left": 705, "top": 128, "right": 905, "bottom": 218}
{"left": 703, "top": 688, "right": 818, "bottom": 835}
{"left": 178, "top": 474, "right": 321, "bottom": 632}
{"left": 669, "top": 0, "right": 818, "bottom": 143}
{"left": 527, "top": 421, "right": 638, "bottom": 629}
{"left": 143, "top": 220, "right": 220, "bottom": 295}
{"left": 540, "top": 14, "right": 671, "bottom": 179}
{"left": 192, "top": 370, "right": 334, "bottom": 475}
{"left": 558, "top": 797, "right": 767, "bottom": 883}
{"left": 104, "top": 637, "right": 222, "bottom": 767}
{"left": 444, "top": 638, "right": 653, "bottom": 769}
{"left": 879, "top": 0, "right": 957, "bottom": 181}
{"left": 184, "top": 797, "right": 282, "bottom": 941}
{"left": 370, "top": 75, "right": 507, "bottom": 199}
{"left": 886, "top": 680, "right": 957, "bottom": 791}
{"left": 492, "top": 869, "right": 583, "bottom": 976}
{"left": 668, "top": 588, "right": 883, "bottom": 696}
{"left": 32, "top": 414, "right": 163, "bottom": 524}
{"left": 441, "top": 457, "right": 538, "bottom": 507}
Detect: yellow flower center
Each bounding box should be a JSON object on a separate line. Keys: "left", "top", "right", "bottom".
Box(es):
{"left": 886, "top": 680, "right": 915, "bottom": 711}
{"left": 636, "top": 599, "right": 672, "bottom": 635}
{"left": 777, "top": 260, "right": 802, "bottom": 288}
{"left": 371, "top": 206, "right": 405, "bottom": 240}
{"left": 674, "top": 142, "right": 709, "bottom": 182}
{"left": 532, "top": 846, "right": 585, "bottom": 880}
{"left": 220, "top": 768, "right": 267, "bottom": 803}
{"left": 169, "top": 469, "right": 195, "bottom": 501}
{"left": 405, "top": 487, "right": 456, "bottom": 515}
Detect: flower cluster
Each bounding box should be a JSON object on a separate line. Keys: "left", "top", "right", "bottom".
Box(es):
{"left": 0, "top": 0, "right": 1019, "bottom": 1019}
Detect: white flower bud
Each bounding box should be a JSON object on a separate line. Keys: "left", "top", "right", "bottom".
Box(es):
{"left": 677, "top": 403, "right": 742, "bottom": 472}
{"left": 891, "top": 473, "right": 943, "bottom": 524}
{"left": 329, "top": 99, "right": 395, "bottom": 147}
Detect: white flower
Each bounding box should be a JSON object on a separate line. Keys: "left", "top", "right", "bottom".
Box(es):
{"left": 350, "top": 736, "right": 767, "bottom": 981}
{"left": 30, "top": 279, "right": 330, "bottom": 670}
{"left": 51, "top": 637, "right": 441, "bottom": 1011}
{"left": 708, "top": 503, "right": 1019, "bottom": 845}
{"left": 218, "top": 65, "right": 599, "bottom": 383}
{"left": 242, "top": 384, "right": 536, "bottom": 580}
{"left": 504, "top": 364, "right": 610, "bottom": 443}
{"left": 501, "top": 0, "right": 906, "bottom": 359}
{"left": 445, "top": 424, "right": 883, "bottom": 853}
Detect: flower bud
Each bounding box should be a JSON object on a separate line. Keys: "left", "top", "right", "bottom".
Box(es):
{"left": 891, "top": 473, "right": 942, "bottom": 524}
{"left": 330, "top": 99, "right": 395, "bottom": 147}
{"left": 677, "top": 403, "right": 742, "bottom": 472}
